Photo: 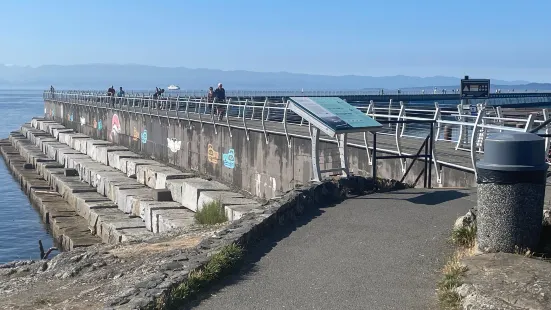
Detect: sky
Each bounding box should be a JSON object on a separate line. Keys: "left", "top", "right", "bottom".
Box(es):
{"left": 0, "top": 0, "right": 550, "bottom": 82}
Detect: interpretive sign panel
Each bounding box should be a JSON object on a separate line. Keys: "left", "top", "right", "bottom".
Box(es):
{"left": 289, "top": 97, "right": 382, "bottom": 137}
{"left": 461, "top": 79, "right": 490, "bottom": 99}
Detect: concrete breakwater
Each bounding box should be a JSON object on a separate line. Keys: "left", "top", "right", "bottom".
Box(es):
{"left": 0, "top": 120, "right": 384, "bottom": 309}
{"left": 0, "top": 118, "right": 264, "bottom": 251}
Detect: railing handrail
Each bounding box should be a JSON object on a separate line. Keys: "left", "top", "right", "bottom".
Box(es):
{"left": 44, "top": 91, "right": 551, "bottom": 180}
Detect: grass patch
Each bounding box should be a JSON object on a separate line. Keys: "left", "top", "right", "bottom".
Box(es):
{"left": 195, "top": 199, "right": 228, "bottom": 225}
{"left": 451, "top": 224, "right": 477, "bottom": 248}
{"left": 437, "top": 254, "right": 468, "bottom": 309}
{"left": 154, "top": 244, "right": 244, "bottom": 309}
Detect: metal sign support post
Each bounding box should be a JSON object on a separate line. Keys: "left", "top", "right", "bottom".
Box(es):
{"left": 310, "top": 128, "right": 350, "bottom": 182}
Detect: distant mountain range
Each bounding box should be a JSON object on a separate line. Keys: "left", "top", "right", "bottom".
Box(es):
{"left": 0, "top": 64, "right": 549, "bottom": 91}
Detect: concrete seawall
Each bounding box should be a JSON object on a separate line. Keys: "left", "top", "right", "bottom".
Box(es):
{"left": 44, "top": 99, "right": 475, "bottom": 199}
{"left": 1, "top": 118, "right": 266, "bottom": 251}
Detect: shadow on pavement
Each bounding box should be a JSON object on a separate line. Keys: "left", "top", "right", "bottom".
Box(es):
{"left": 186, "top": 202, "right": 338, "bottom": 309}
{"left": 350, "top": 189, "right": 470, "bottom": 206}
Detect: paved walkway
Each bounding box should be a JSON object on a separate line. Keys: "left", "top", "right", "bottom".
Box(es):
{"left": 192, "top": 188, "right": 476, "bottom": 310}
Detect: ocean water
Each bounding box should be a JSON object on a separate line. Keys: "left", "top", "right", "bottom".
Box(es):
{"left": 0, "top": 89, "right": 55, "bottom": 264}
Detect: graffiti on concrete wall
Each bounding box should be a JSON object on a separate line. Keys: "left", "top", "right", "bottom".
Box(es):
{"left": 133, "top": 127, "right": 139, "bottom": 141}
{"left": 80, "top": 116, "right": 86, "bottom": 125}
{"left": 110, "top": 114, "right": 121, "bottom": 141}
{"left": 141, "top": 129, "right": 147, "bottom": 144}
{"left": 67, "top": 113, "right": 74, "bottom": 122}
{"left": 207, "top": 144, "right": 219, "bottom": 164}
{"left": 167, "top": 138, "right": 181, "bottom": 153}
{"left": 98, "top": 119, "right": 103, "bottom": 131}
{"left": 222, "top": 149, "right": 235, "bottom": 169}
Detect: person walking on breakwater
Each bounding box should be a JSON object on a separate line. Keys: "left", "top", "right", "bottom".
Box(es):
{"left": 214, "top": 83, "right": 226, "bottom": 121}
{"left": 50, "top": 85, "right": 55, "bottom": 99}
{"left": 207, "top": 87, "right": 214, "bottom": 103}
{"left": 117, "top": 87, "right": 125, "bottom": 97}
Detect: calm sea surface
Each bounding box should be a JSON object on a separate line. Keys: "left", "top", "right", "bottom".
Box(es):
{"left": 0, "top": 89, "right": 55, "bottom": 264}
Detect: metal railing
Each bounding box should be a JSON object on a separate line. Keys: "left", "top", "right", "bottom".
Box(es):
{"left": 44, "top": 91, "right": 551, "bottom": 183}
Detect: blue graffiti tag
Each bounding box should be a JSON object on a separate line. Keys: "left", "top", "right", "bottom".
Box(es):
{"left": 222, "top": 149, "right": 235, "bottom": 169}
{"left": 70, "top": 113, "right": 74, "bottom": 122}
{"left": 98, "top": 119, "right": 103, "bottom": 130}
{"left": 141, "top": 129, "right": 148, "bottom": 144}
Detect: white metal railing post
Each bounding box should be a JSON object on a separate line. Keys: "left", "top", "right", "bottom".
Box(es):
{"left": 434, "top": 102, "right": 441, "bottom": 141}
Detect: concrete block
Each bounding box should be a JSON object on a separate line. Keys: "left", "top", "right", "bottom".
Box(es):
{"left": 68, "top": 191, "right": 111, "bottom": 210}
{"left": 83, "top": 165, "right": 118, "bottom": 187}
{"left": 93, "top": 145, "right": 129, "bottom": 166}
{"left": 64, "top": 168, "right": 78, "bottom": 177}
{"left": 113, "top": 187, "right": 152, "bottom": 213}
{"left": 52, "top": 128, "right": 73, "bottom": 139}
{"left": 76, "top": 200, "right": 118, "bottom": 223}
{"left": 72, "top": 138, "right": 92, "bottom": 154}
{"left": 225, "top": 204, "right": 264, "bottom": 221}
{"left": 139, "top": 201, "right": 182, "bottom": 231}
{"left": 94, "top": 171, "right": 128, "bottom": 195}
{"left": 46, "top": 124, "right": 65, "bottom": 136}
{"left": 137, "top": 165, "right": 194, "bottom": 189}
{"left": 154, "top": 209, "right": 196, "bottom": 233}
{"left": 65, "top": 154, "right": 91, "bottom": 169}
{"left": 87, "top": 208, "right": 127, "bottom": 235}
{"left": 165, "top": 179, "right": 187, "bottom": 206}
{"left": 116, "top": 228, "right": 154, "bottom": 243}
{"left": 65, "top": 133, "right": 90, "bottom": 148}
{"left": 197, "top": 191, "right": 259, "bottom": 212}
{"left": 99, "top": 217, "right": 147, "bottom": 244}
{"left": 180, "top": 178, "right": 230, "bottom": 211}
{"left": 56, "top": 148, "right": 82, "bottom": 166}
{"left": 107, "top": 151, "right": 141, "bottom": 170}
{"left": 153, "top": 189, "right": 172, "bottom": 201}
{"left": 127, "top": 193, "right": 155, "bottom": 216}
{"left": 123, "top": 158, "right": 162, "bottom": 178}
{"left": 104, "top": 178, "right": 144, "bottom": 202}
{"left": 85, "top": 140, "right": 112, "bottom": 157}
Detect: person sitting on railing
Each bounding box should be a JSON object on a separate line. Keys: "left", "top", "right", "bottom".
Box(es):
{"left": 214, "top": 83, "right": 226, "bottom": 121}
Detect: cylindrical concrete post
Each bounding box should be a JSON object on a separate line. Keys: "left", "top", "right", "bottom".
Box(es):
{"left": 476, "top": 132, "right": 547, "bottom": 253}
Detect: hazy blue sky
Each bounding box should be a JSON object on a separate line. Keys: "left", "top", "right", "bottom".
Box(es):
{"left": 0, "top": 0, "right": 549, "bottom": 81}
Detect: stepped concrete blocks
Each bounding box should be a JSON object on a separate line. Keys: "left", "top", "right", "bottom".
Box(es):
{"left": 65, "top": 154, "right": 92, "bottom": 169}
{"left": 105, "top": 180, "right": 144, "bottom": 203}
{"left": 107, "top": 151, "right": 142, "bottom": 170}
{"left": 114, "top": 187, "right": 153, "bottom": 213}
{"left": 143, "top": 166, "right": 194, "bottom": 190}
{"left": 93, "top": 145, "right": 129, "bottom": 166}
{"left": 72, "top": 138, "right": 92, "bottom": 154}
{"left": 99, "top": 217, "right": 147, "bottom": 244}
{"left": 86, "top": 140, "right": 113, "bottom": 157}
{"left": 116, "top": 228, "right": 155, "bottom": 242}
{"left": 225, "top": 204, "right": 264, "bottom": 221}
{"left": 165, "top": 179, "right": 187, "bottom": 205}
{"left": 52, "top": 128, "right": 73, "bottom": 139}
{"left": 67, "top": 191, "right": 111, "bottom": 210}
{"left": 180, "top": 178, "right": 230, "bottom": 211}
{"left": 94, "top": 171, "right": 129, "bottom": 195}
{"left": 46, "top": 124, "right": 65, "bottom": 135}
{"left": 87, "top": 207, "right": 129, "bottom": 235}
{"left": 57, "top": 148, "right": 83, "bottom": 166}
{"left": 76, "top": 200, "right": 118, "bottom": 224}
{"left": 62, "top": 133, "right": 89, "bottom": 148}
{"left": 197, "top": 191, "right": 259, "bottom": 212}
{"left": 139, "top": 201, "right": 182, "bottom": 232}
{"left": 85, "top": 165, "right": 119, "bottom": 187}
{"left": 155, "top": 209, "right": 196, "bottom": 233}
{"left": 123, "top": 158, "right": 163, "bottom": 178}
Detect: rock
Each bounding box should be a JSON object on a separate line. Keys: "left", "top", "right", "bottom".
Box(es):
{"left": 454, "top": 209, "right": 476, "bottom": 230}
{"left": 459, "top": 253, "right": 551, "bottom": 310}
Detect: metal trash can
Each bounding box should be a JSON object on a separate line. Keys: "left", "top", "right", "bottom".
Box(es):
{"left": 476, "top": 132, "right": 547, "bottom": 253}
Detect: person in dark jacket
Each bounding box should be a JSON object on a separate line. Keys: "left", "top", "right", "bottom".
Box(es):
{"left": 213, "top": 83, "right": 226, "bottom": 120}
